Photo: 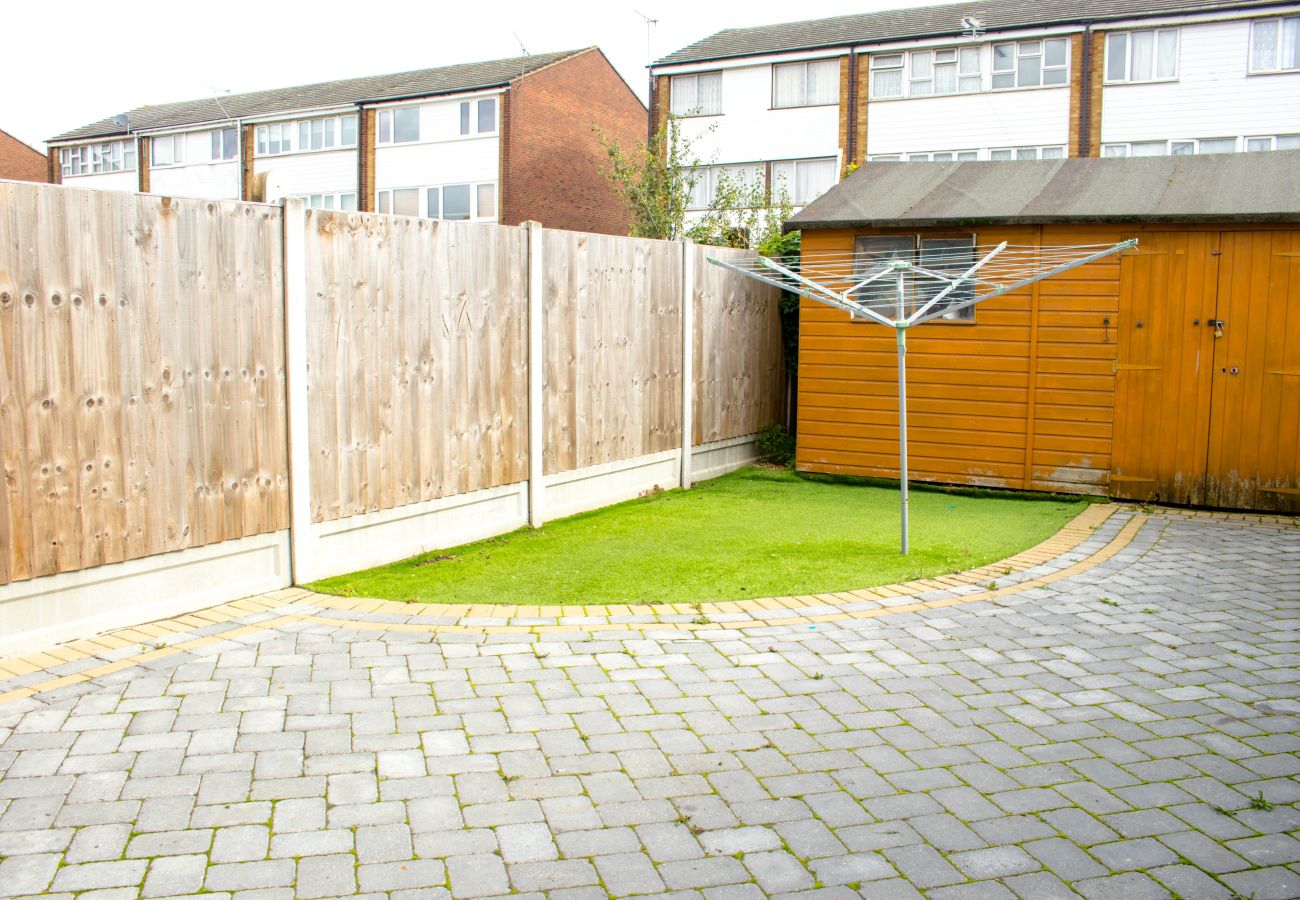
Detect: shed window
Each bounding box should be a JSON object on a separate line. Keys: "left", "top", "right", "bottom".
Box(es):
{"left": 853, "top": 234, "right": 976, "bottom": 322}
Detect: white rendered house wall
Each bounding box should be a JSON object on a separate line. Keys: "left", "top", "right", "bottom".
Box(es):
{"left": 148, "top": 129, "right": 241, "bottom": 200}
{"left": 1101, "top": 15, "right": 1300, "bottom": 150}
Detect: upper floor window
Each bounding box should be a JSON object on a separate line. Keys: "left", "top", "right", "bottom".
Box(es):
{"left": 210, "top": 127, "right": 238, "bottom": 161}
{"left": 992, "top": 38, "right": 1068, "bottom": 89}
{"left": 151, "top": 135, "right": 185, "bottom": 167}
{"left": 910, "top": 47, "right": 982, "bottom": 96}
{"left": 904, "top": 149, "right": 979, "bottom": 161}
{"left": 256, "top": 122, "right": 295, "bottom": 156}
{"left": 670, "top": 72, "right": 722, "bottom": 116}
{"left": 772, "top": 59, "right": 839, "bottom": 108}
{"left": 990, "top": 145, "right": 1066, "bottom": 160}
{"left": 378, "top": 107, "right": 420, "bottom": 144}
{"left": 1106, "top": 29, "right": 1179, "bottom": 82}
{"left": 770, "top": 156, "right": 837, "bottom": 205}
{"left": 870, "top": 55, "right": 905, "bottom": 98}
{"left": 458, "top": 98, "right": 497, "bottom": 136}
{"left": 297, "top": 115, "right": 358, "bottom": 152}
{"left": 61, "top": 140, "right": 136, "bottom": 176}
{"left": 1250, "top": 16, "right": 1300, "bottom": 73}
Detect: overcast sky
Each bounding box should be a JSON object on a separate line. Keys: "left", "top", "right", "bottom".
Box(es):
{"left": 4, "top": 0, "right": 952, "bottom": 151}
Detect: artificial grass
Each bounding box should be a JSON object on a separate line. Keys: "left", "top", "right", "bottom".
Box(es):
{"left": 309, "top": 466, "right": 1087, "bottom": 605}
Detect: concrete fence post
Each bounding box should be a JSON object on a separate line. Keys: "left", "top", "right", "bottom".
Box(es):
{"left": 680, "top": 239, "right": 695, "bottom": 490}
{"left": 281, "top": 198, "right": 313, "bottom": 584}
{"left": 527, "top": 221, "right": 545, "bottom": 527}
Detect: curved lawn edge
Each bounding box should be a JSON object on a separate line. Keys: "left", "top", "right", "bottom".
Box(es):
{"left": 307, "top": 468, "right": 1102, "bottom": 608}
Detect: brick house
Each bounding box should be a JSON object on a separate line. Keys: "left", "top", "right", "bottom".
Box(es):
{"left": 0, "top": 127, "right": 46, "bottom": 183}
{"left": 46, "top": 48, "right": 646, "bottom": 234}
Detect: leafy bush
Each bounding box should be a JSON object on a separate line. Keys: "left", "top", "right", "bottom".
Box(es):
{"left": 755, "top": 424, "right": 796, "bottom": 467}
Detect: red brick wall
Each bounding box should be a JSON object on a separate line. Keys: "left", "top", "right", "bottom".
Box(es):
{"left": 502, "top": 48, "right": 647, "bottom": 235}
{"left": 0, "top": 129, "right": 47, "bottom": 183}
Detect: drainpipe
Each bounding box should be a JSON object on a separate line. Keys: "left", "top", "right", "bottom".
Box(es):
{"left": 846, "top": 50, "right": 858, "bottom": 168}
{"left": 1079, "top": 24, "right": 1093, "bottom": 157}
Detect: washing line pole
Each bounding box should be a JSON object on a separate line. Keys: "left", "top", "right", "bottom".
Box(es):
{"left": 895, "top": 264, "right": 910, "bottom": 555}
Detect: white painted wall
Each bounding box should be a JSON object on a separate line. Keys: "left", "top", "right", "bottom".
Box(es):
{"left": 1102, "top": 17, "right": 1300, "bottom": 144}
{"left": 150, "top": 131, "right": 240, "bottom": 199}
{"left": 373, "top": 97, "right": 501, "bottom": 198}
{"left": 867, "top": 87, "right": 1071, "bottom": 156}
{"left": 59, "top": 170, "right": 137, "bottom": 192}
{"left": 676, "top": 60, "right": 842, "bottom": 165}
{"left": 256, "top": 149, "right": 357, "bottom": 202}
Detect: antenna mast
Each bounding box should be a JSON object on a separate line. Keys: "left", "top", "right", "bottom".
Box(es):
{"left": 633, "top": 9, "right": 659, "bottom": 64}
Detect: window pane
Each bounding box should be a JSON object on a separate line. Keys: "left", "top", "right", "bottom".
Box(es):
{"left": 921, "top": 237, "right": 976, "bottom": 319}
{"left": 312, "top": 118, "right": 324, "bottom": 150}
{"left": 933, "top": 152, "right": 953, "bottom": 162}
{"left": 378, "top": 192, "right": 390, "bottom": 213}
{"left": 477, "top": 183, "right": 496, "bottom": 218}
{"left": 256, "top": 127, "right": 267, "bottom": 155}
{"left": 670, "top": 75, "right": 696, "bottom": 115}
{"left": 478, "top": 98, "right": 497, "bottom": 132}
{"left": 340, "top": 193, "right": 356, "bottom": 211}
{"left": 1102, "top": 145, "right": 1128, "bottom": 157}
{"left": 991, "top": 72, "right": 1015, "bottom": 89}
{"left": 957, "top": 151, "right": 978, "bottom": 160}
{"left": 794, "top": 157, "right": 836, "bottom": 204}
{"left": 990, "top": 149, "right": 1013, "bottom": 160}
{"left": 1245, "top": 137, "right": 1272, "bottom": 152}
{"left": 1131, "top": 31, "right": 1155, "bottom": 80}
{"left": 912, "top": 78, "right": 933, "bottom": 96}
{"left": 773, "top": 63, "right": 804, "bottom": 107}
{"left": 1284, "top": 17, "right": 1300, "bottom": 68}
{"left": 1019, "top": 40, "right": 1041, "bottom": 55}
{"left": 393, "top": 188, "right": 418, "bottom": 216}
{"left": 1131, "top": 141, "right": 1166, "bottom": 156}
{"left": 1041, "top": 146, "right": 1065, "bottom": 159}
{"left": 154, "top": 137, "right": 173, "bottom": 166}
{"left": 427, "top": 188, "right": 440, "bottom": 219}
{"left": 854, "top": 236, "right": 917, "bottom": 314}
{"left": 697, "top": 72, "right": 722, "bottom": 114}
{"left": 1044, "top": 38, "right": 1067, "bottom": 67}
{"left": 1043, "top": 67, "right": 1067, "bottom": 85}
{"left": 768, "top": 162, "right": 794, "bottom": 202}
{"left": 459, "top": 102, "right": 470, "bottom": 135}
{"left": 872, "top": 69, "right": 902, "bottom": 97}
{"left": 342, "top": 116, "right": 358, "bottom": 146}
{"left": 1107, "top": 33, "right": 1128, "bottom": 80}
{"left": 872, "top": 54, "right": 903, "bottom": 68}
{"left": 1197, "top": 138, "right": 1236, "bottom": 154}
{"left": 1156, "top": 30, "right": 1178, "bottom": 77}
{"left": 1170, "top": 141, "right": 1195, "bottom": 155}
{"left": 324, "top": 119, "right": 335, "bottom": 148}
{"left": 1277, "top": 134, "right": 1300, "bottom": 149}
{"left": 1017, "top": 148, "right": 1038, "bottom": 159}
{"left": 211, "top": 131, "right": 220, "bottom": 160}
{"left": 1252, "top": 20, "right": 1279, "bottom": 69}
{"left": 807, "top": 59, "right": 839, "bottom": 104}
{"left": 394, "top": 108, "right": 419, "bottom": 142}
{"left": 378, "top": 111, "right": 392, "bottom": 143}
{"left": 443, "top": 184, "right": 471, "bottom": 219}
{"left": 959, "top": 47, "right": 980, "bottom": 75}
{"left": 935, "top": 62, "right": 956, "bottom": 93}
{"left": 910, "top": 51, "right": 933, "bottom": 79}
{"left": 992, "top": 43, "right": 1014, "bottom": 71}
{"left": 1017, "top": 55, "right": 1041, "bottom": 85}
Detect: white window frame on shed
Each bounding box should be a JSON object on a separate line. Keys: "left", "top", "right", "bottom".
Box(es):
{"left": 670, "top": 72, "right": 723, "bottom": 116}
{"left": 151, "top": 134, "right": 185, "bottom": 168}
{"left": 772, "top": 59, "right": 840, "bottom": 108}
{"left": 991, "top": 38, "right": 1069, "bottom": 89}
{"left": 1249, "top": 15, "right": 1300, "bottom": 73}
{"left": 1105, "top": 29, "right": 1180, "bottom": 83}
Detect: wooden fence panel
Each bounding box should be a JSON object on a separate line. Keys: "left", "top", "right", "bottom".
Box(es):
{"left": 692, "top": 244, "right": 785, "bottom": 444}
{"left": 542, "top": 230, "right": 682, "bottom": 475}
{"left": 305, "top": 213, "right": 528, "bottom": 522}
{"left": 0, "top": 184, "right": 287, "bottom": 585}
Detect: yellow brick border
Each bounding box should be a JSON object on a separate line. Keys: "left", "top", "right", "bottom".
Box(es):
{"left": 0, "top": 502, "right": 1149, "bottom": 707}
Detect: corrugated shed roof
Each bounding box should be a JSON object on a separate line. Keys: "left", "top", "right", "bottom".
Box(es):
{"left": 51, "top": 49, "right": 587, "bottom": 143}
{"left": 655, "top": 0, "right": 1286, "bottom": 65}
{"left": 786, "top": 151, "right": 1300, "bottom": 228}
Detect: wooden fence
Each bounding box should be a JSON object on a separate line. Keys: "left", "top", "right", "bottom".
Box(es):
{"left": 0, "top": 182, "right": 783, "bottom": 612}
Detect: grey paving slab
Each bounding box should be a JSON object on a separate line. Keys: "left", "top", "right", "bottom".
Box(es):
{"left": 0, "top": 510, "right": 1296, "bottom": 898}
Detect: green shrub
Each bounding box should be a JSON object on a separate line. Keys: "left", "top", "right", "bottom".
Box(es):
{"left": 755, "top": 424, "right": 796, "bottom": 467}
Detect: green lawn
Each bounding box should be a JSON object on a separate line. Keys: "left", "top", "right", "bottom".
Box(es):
{"left": 308, "top": 467, "right": 1087, "bottom": 605}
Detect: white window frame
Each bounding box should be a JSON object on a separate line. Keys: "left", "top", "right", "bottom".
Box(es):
{"left": 290, "top": 114, "right": 359, "bottom": 153}
{"left": 377, "top": 106, "right": 421, "bottom": 144}
{"left": 210, "top": 127, "right": 238, "bottom": 162}
{"left": 151, "top": 134, "right": 185, "bottom": 168}
{"left": 670, "top": 71, "right": 723, "bottom": 116}
{"left": 854, "top": 234, "right": 978, "bottom": 322}
{"left": 457, "top": 98, "right": 499, "bottom": 137}
{"left": 59, "top": 146, "right": 89, "bottom": 177}
{"left": 908, "top": 46, "right": 982, "bottom": 97}
{"left": 255, "top": 122, "right": 295, "bottom": 157}
{"left": 297, "top": 192, "right": 357, "bottom": 211}
{"left": 991, "top": 38, "right": 1069, "bottom": 90}
{"left": 1102, "top": 138, "right": 1238, "bottom": 157}
{"left": 686, "top": 163, "right": 766, "bottom": 210}
{"left": 770, "top": 156, "right": 838, "bottom": 205}
{"left": 989, "top": 145, "right": 1067, "bottom": 160}
{"left": 378, "top": 182, "right": 499, "bottom": 221}
{"left": 902, "top": 150, "right": 980, "bottom": 162}
{"left": 1105, "top": 28, "right": 1180, "bottom": 83}
{"left": 772, "top": 59, "right": 841, "bottom": 109}
{"left": 1249, "top": 16, "right": 1300, "bottom": 73}
{"left": 1245, "top": 134, "right": 1300, "bottom": 151}
{"left": 870, "top": 54, "right": 905, "bottom": 99}
{"left": 75, "top": 140, "right": 136, "bottom": 175}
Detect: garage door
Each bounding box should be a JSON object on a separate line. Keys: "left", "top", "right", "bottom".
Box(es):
{"left": 1111, "top": 230, "right": 1300, "bottom": 512}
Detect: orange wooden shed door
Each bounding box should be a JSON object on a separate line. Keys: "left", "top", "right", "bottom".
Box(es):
{"left": 1111, "top": 230, "right": 1300, "bottom": 512}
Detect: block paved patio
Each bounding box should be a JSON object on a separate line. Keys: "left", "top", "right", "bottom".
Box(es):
{"left": 0, "top": 504, "right": 1296, "bottom": 899}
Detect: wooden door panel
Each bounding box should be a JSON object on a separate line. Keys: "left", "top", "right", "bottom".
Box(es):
{"left": 1206, "top": 231, "right": 1300, "bottom": 512}
{"left": 1111, "top": 232, "right": 1218, "bottom": 503}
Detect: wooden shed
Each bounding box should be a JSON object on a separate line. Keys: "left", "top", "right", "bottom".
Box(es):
{"left": 787, "top": 151, "right": 1300, "bottom": 512}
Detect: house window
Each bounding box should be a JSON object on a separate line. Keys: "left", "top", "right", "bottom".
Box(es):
{"left": 670, "top": 72, "right": 723, "bottom": 116}
{"left": 293, "top": 115, "right": 357, "bottom": 152}
{"left": 1106, "top": 29, "right": 1179, "bottom": 82}
{"left": 1246, "top": 134, "right": 1300, "bottom": 151}
{"left": 210, "top": 127, "right": 237, "bottom": 161}
{"left": 772, "top": 59, "right": 840, "bottom": 108}
{"left": 151, "top": 135, "right": 185, "bottom": 167}
{"left": 255, "top": 123, "right": 294, "bottom": 156}
{"left": 909, "top": 47, "right": 982, "bottom": 96}
{"left": 443, "top": 184, "right": 471, "bottom": 220}
{"left": 72, "top": 140, "right": 135, "bottom": 174}
{"left": 770, "top": 157, "right": 837, "bottom": 205}
{"left": 687, "top": 163, "right": 765, "bottom": 210}
{"left": 1250, "top": 16, "right": 1300, "bottom": 73}
{"left": 378, "top": 107, "right": 420, "bottom": 144}
{"left": 376, "top": 187, "right": 419, "bottom": 216}
{"left": 989, "top": 145, "right": 1066, "bottom": 160}
{"left": 1103, "top": 138, "right": 1237, "bottom": 157}
{"left": 870, "top": 54, "right": 904, "bottom": 98}
{"left": 458, "top": 98, "right": 498, "bottom": 136}
{"left": 901, "top": 150, "right": 980, "bottom": 162}
{"left": 853, "top": 234, "right": 977, "bottom": 321}
{"left": 868, "top": 154, "right": 903, "bottom": 161}
{"left": 476, "top": 183, "right": 496, "bottom": 219}
{"left": 299, "top": 193, "right": 357, "bottom": 211}
{"left": 992, "top": 38, "right": 1068, "bottom": 89}
{"left": 59, "top": 146, "right": 88, "bottom": 176}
